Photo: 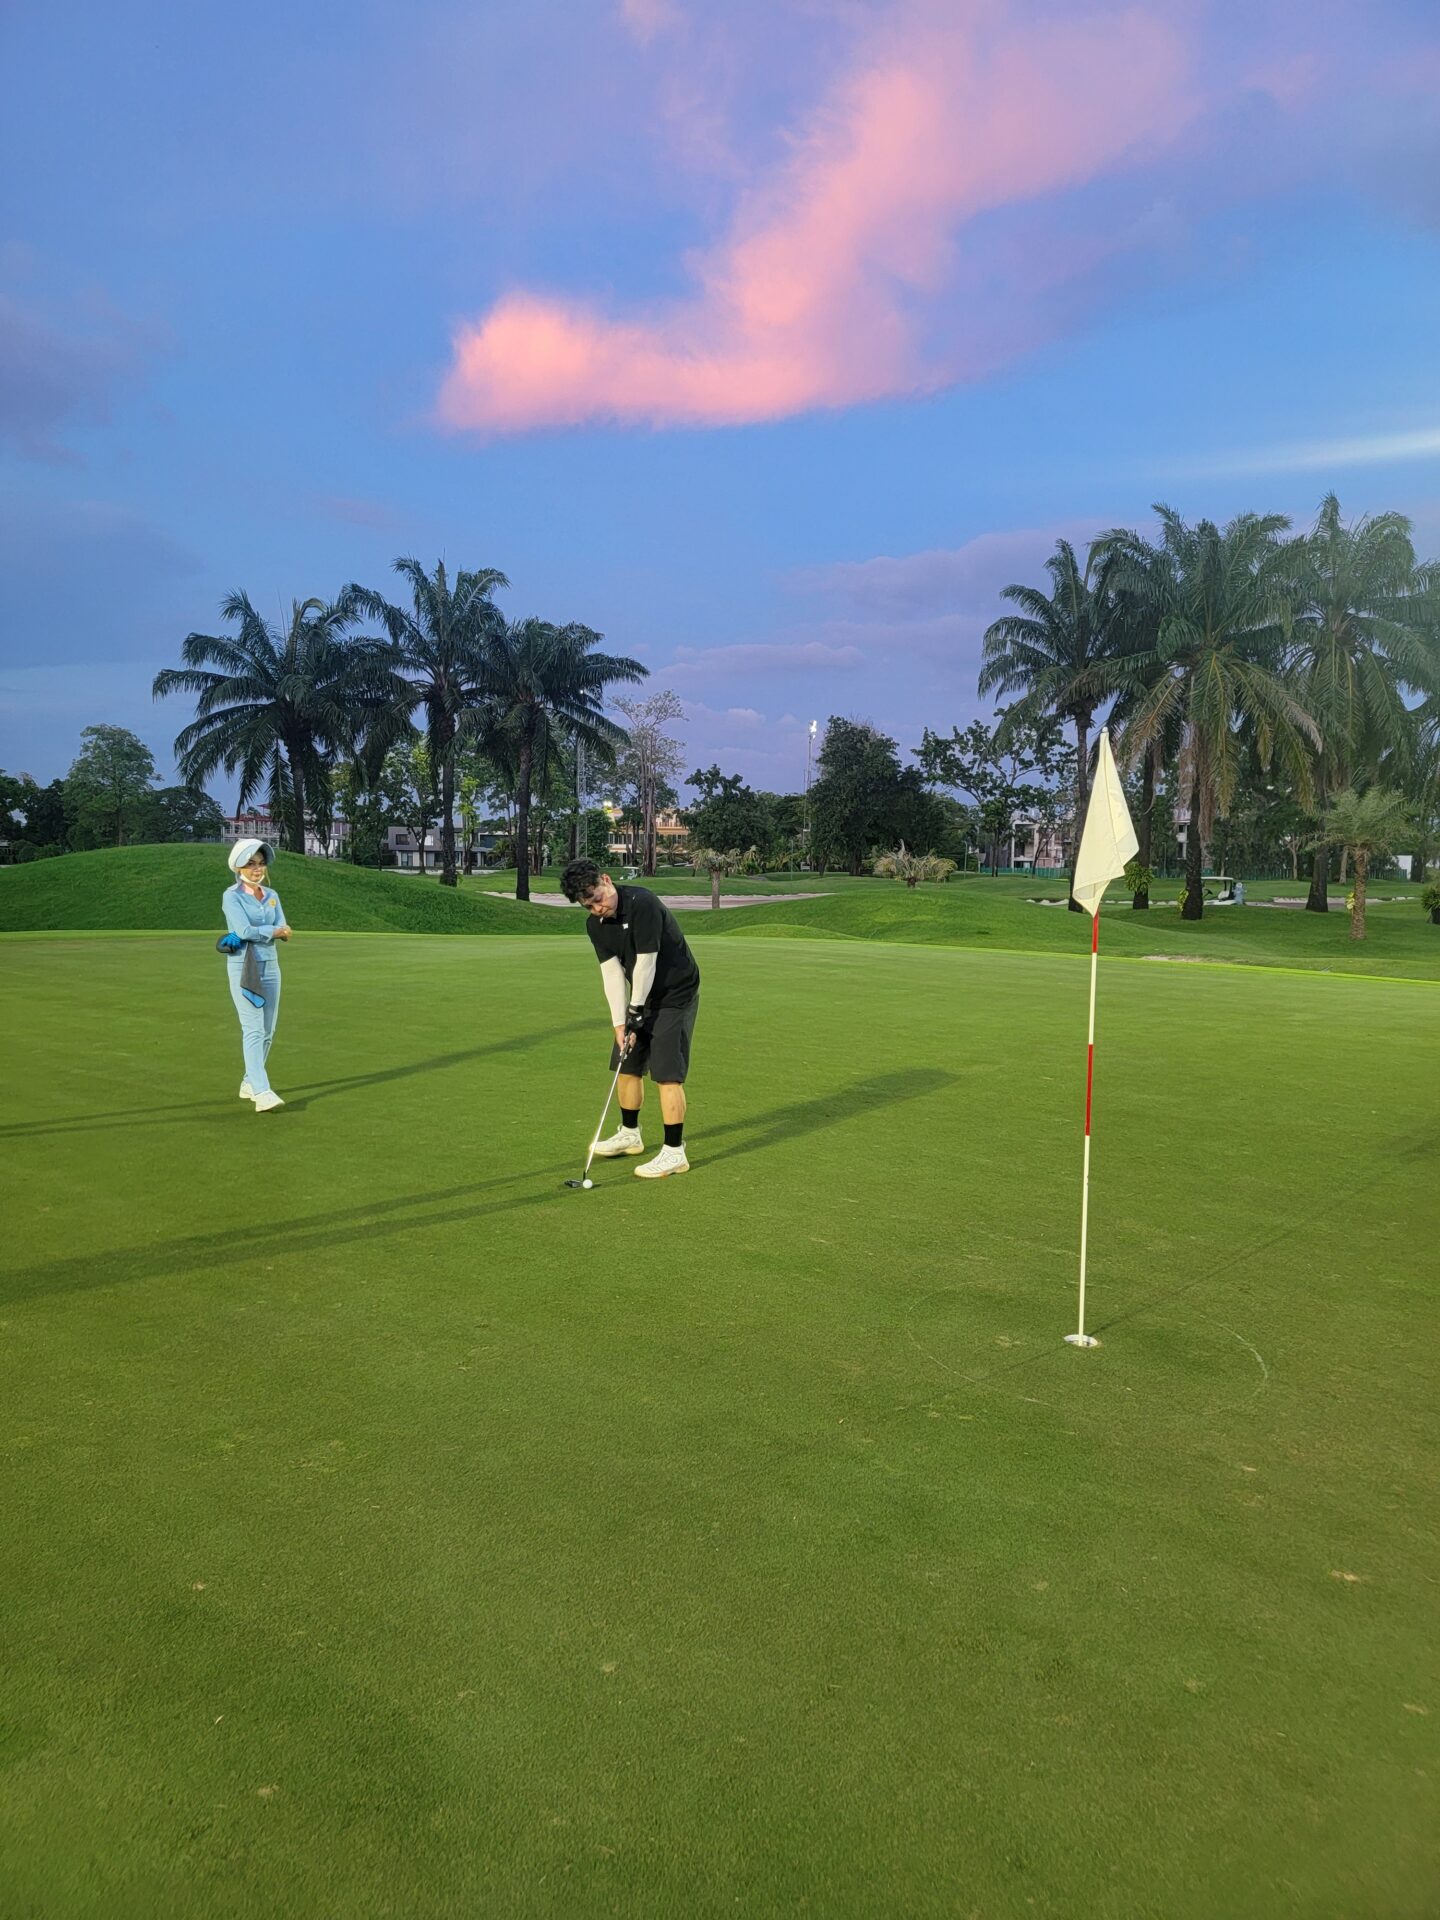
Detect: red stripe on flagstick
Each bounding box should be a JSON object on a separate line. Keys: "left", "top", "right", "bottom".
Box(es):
{"left": 1084, "top": 913, "right": 1099, "bottom": 1136}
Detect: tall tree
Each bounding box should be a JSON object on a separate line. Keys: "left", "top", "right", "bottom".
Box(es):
{"left": 1101, "top": 581, "right": 1180, "bottom": 908}
{"left": 809, "top": 718, "right": 916, "bottom": 875}
{"left": 917, "top": 715, "right": 1059, "bottom": 874}
{"left": 613, "top": 688, "right": 686, "bottom": 879}
{"left": 144, "top": 785, "right": 226, "bottom": 843}
{"left": 684, "top": 766, "right": 776, "bottom": 856}
{"left": 1286, "top": 496, "right": 1440, "bottom": 912}
{"left": 347, "top": 559, "right": 509, "bottom": 887}
{"left": 19, "top": 777, "right": 72, "bottom": 853}
{"left": 478, "top": 621, "right": 646, "bottom": 900}
{"left": 0, "top": 770, "right": 28, "bottom": 841}
{"left": 154, "top": 592, "right": 397, "bottom": 853}
{"left": 980, "top": 539, "right": 1124, "bottom": 907}
{"left": 1098, "top": 507, "right": 1319, "bottom": 920}
{"left": 63, "top": 725, "right": 159, "bottom": 847}
{"left": 379, "top": 739, "right": 440, "bottom": 871}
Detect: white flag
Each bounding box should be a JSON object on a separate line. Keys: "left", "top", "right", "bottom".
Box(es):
{"left": 1071, "top": 731, "right": 1138, "bottom": 918}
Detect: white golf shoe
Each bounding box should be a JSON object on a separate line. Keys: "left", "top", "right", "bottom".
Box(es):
{"left": 592, "top": 1125, "right": 645, "bottom": 1158}
{"left": 239, "top": 1080, "right": 256, "bottom": 1100}
{"left": 634, "top": 1144, "right": 689, "bottom": 1179}
{"left": 253, "top": 1089, "right": 285, "bottom": 1112}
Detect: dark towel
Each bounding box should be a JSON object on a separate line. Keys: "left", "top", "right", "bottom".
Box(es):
{"left": 240, "top": 943, "right": 265, "bottom": 1008}
{"left": 216, "top": 932, "right": 266, "bottom": 1007}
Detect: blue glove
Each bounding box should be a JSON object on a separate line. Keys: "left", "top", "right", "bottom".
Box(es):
{"left": 216, "top": 932, "right": 244, "bottom": 954}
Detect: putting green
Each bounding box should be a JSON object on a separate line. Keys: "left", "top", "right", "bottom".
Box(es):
{"left": 1, "top": 933, "right": 1436, "bottom": 1918}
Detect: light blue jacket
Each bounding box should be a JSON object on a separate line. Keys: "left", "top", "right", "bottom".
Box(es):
{"left": 222, "top": 884, "right": 285, "bottom": 960}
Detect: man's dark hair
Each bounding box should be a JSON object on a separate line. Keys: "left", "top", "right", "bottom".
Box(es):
{"left": 560, "top": 857, "right": 602, "bottom": 903}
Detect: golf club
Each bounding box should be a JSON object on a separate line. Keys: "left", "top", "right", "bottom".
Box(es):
{"left": 563, "top": 1036, "right": 631, "bottom": 1189}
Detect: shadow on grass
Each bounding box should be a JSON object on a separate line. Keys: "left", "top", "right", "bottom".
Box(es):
{"left": 0, "top": 1023, "right": 592, "bottom": 1140}
{"left": 0, "top": 1167, "right": 576, "bottom": 1306}
{"left": 700, "top": 1067, "right": 958, "bottom": 1165}
{"left": 2, "top": 1068, "right": 961, "bottom": 1307}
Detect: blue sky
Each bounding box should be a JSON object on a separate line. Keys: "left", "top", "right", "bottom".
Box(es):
{"left": 3, "top": 0, "right": 1439, "bottom": 801}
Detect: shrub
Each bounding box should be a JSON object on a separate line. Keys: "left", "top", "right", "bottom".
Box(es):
{"left": 873, "top": 845, "right": 957, "bottom": 887}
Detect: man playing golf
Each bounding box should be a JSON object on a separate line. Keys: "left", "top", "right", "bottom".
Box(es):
{"left": 560, "top": 857, "right": 700, "bottom": 1178}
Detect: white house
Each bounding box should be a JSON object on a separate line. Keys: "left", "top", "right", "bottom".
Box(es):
{"left": 223, "top": 811, "right": 499, "bottom": 868}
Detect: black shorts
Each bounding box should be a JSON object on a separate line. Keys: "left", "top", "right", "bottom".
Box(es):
{"left": 611, "top": 994, "right": 699, "bottom": 1084}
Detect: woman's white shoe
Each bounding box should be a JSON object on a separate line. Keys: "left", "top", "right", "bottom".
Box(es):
{"left": 253, "top": 1090, "right": 285, "bottom": 1112}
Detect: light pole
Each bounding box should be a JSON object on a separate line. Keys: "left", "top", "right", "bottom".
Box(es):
{"left": 804, "top": 719, "right": 817, "bottom": 865}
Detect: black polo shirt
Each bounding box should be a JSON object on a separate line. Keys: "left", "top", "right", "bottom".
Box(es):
{"left": 585, "top": 885, "right": 700, "bottom": 1008}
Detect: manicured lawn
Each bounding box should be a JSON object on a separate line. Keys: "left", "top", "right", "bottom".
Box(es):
{"left": 2, "top": 931, "right": 1436, "bottom": 1917}
{"left": 6, "top": 849, "right": 1436, "bottom": 982}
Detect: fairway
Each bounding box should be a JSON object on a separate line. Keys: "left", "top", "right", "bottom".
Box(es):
{"left": 2, "top": 933, "right": 1437, "bottom": 1918}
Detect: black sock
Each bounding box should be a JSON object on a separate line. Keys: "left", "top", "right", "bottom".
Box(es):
{"left": 621, "top": 1107, "right": 641, "bottom": 1130}
{"left": 664, "top": 1122, "right": 685, "bottom": 1149}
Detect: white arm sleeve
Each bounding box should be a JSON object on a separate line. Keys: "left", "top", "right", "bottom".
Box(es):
{"left": 629, "top": 951, "right": 658, "bottom": 1009}
{"left": 599, "top": 957, "right": 628, "bottom": 1025}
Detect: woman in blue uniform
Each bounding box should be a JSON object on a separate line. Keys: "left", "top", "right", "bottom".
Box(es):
{"left": 223, "top": 837, "right": 291, "bottom": 1111}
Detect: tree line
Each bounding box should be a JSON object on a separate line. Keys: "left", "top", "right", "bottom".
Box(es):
{"left": 974, "top": 496, "right": 1439, "bottom": 919}
{"left": 739, "top": 494, "right": 1438, "bottom": 920}
{"left": 4, "top": 496, "right": 1434, "bottom": 923}
{"left": 0, "top": 727, "right": 225, "bottom": 858}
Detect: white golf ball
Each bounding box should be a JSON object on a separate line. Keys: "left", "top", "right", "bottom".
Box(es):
{"left": 582, "top": 1178, "right": 593, "bottom": 1189}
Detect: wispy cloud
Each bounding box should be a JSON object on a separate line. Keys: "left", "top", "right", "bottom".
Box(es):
{"left": 1183, "top": 426, "right": 1440, "bottom": 478}
{"left": 792, "top": 523, "right": 1104, "bottom": 618}
{"left": 436, "top": 4, "right": 1191, "bottom": 433}
{"left": 665, "top": 639, "right": 864, "bottom": 679}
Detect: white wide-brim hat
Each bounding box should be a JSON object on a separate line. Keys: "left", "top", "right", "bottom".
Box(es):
{"left": 228, "top": 837, "right": 276, "bottom": 872}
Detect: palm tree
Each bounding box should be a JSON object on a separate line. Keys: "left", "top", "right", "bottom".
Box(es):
{"left": 693, "top": 846, "right": 743, "bottom": 908}
{"left": 1104, "top": 589, "right": 1181, "bottom": 910}
{"left": 1307, "top": 787, "right": 1412, "bottom": 940}
{"left": 347, "top": 559, "right": 509, "bottom": 887}
{"left": 153, "top": 592, "right": 399, "bottom": 853}
{"left": 1098, "top": 507, "right": 1319, "bottom": 921}
{"left": 1285, "top": 497, "right": 1440, "bottom": 913}
{"left": 980, "top": 539, "right": 1124, "bottom": 909}
{"left": 473, "top": 619, "right": 646, "bottom": 900}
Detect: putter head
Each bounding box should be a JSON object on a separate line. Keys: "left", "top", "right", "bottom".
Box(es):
{"left": 563, "top": 1179, "right": 585, "bottom": 1189}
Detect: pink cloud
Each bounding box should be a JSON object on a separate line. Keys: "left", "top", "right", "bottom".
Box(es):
{"left": 436, "top": 4, "right": 1194, "bottom": 434}
{"left": 619, "top": 0, "right": 679, "bottom": 47}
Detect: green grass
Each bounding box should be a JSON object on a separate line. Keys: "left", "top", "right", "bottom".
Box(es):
{"left": 5, "top": 848, "right": 1436, "bottom": 981}
{"left": 0, "top": 844, "right": 572, "bottom": 937}
{"left": 1, "top": 931, "right": 1436, "bottom": 1917}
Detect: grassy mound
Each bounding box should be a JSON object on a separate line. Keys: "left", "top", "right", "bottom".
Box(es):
{"left": 0, "top": 844, "right": 575, "bottom": 937}
{"left": 692, "top": 875, "right": 1440, "bottom": 979}
{"left": 4, "top": 848, "right": 1435, "bottom": 979}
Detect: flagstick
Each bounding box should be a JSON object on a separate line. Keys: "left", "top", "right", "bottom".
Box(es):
{"left": 1066, "top": 909, "right": 1102, "bottom": 1349}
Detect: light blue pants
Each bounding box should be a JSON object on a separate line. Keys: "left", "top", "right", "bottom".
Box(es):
{"left": 228, "top": 958, "right": 281, "bottom": 1094}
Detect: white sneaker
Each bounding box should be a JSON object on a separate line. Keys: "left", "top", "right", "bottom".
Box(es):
{"left": 253, "top": 1090, "right": 285, "bottom": 1112}
{"left": 239, "top": 1081, "right": 256, "bottom": 1100}
{"left": 592, "top": 1125, "right": 644, "bottom": 1158}
{"left": 634, "top": 1144, "right": 689, "bottom": 1179}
